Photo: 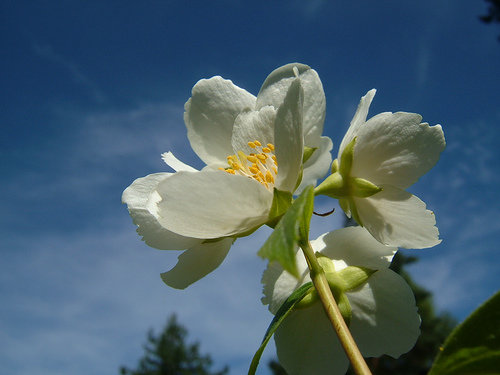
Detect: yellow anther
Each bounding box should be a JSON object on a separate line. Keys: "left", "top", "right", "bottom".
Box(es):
{"left": 249, "top": 166, "right": 259, "bottom": 174}
{"left": 220, "top": 139, "right": 277, "bottom": 190}
{"left": 265, "top": 171, "right": 274, "bottom": 183}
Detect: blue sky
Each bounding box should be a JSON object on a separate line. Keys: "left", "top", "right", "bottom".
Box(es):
{"left": 2, "top": 1, "right": 500, "bottom": 374}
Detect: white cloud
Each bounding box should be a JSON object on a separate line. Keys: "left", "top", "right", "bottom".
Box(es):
{"left": 32, "top": 43, "right": 106, "bottom": 103}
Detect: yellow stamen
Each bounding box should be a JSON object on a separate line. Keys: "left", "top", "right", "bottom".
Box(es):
{"left": 249, "top": 166, "right": 259, "bottom": 174}
{"left": 265, "top": 171, "right": 274, "bottom": 183}
{"left": 219, "top": 139, "right": 278, "bottom": 190}
{"left": 256, "top": 154, "right": 267, "bottom": 161}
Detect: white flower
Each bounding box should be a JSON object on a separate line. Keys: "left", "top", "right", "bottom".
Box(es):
{"left": 122, "top": 63, "right": 333, "bottom": 289}
{"left": 315, "top": 89, "right": 445, "bottom": 249}
{"left": 261, "top": 226, "right": 421, "bottom": 375}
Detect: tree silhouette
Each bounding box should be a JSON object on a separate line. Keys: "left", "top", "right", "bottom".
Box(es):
{"left": 480, "top": 0, "right": 500, "bottom": 41}
{"left": 120, "top": 315, "right": 228, "bottom": 375}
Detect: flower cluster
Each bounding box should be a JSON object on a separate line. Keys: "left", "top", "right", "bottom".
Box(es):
{"left": 122, "top": 63, "right": 332, "bottom": 289}
{"left": 122, "top": 63, "right": 445, "bottom": 374}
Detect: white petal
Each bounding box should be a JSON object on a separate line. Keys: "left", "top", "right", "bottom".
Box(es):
{"left": 274, "top": 303, "right": 349, "bottom": 375}
{"left": 261, "top": 252, "right": 310, "bottom": 315}
{"left": 296, "top": 135, "right": 333, "bottom": 194}
{"left": 122, "top": 173, "right": 202, "bottom": 250}
{"left": 355, "top": 186, "right": 441, "bottom": 249}
{"left": 348, "top": 269, "right": 421, "bottom": 358}
{"left": 256, "top": 63, "right": 326, "bottom": 147}
{"left": 156, "top": 170, "right": 273, "bottom": 239}
{"left": 338, "top": 89, "right": 376, "bottom": 159}
{"left": 274, "top": 78, "right": 304, "bottom": 192}
{"left": 184, "top": 76, "right": 256, "bottom": 165}
{"left": 353, "top": 112, "right": 446, "bottom": 188}
{"left": 313, "top": 226, "right": 397, "bottom": 271}
{"left": 231, "top": 106, "right": 276, "bottom": 155}
{"left": 160, "top": 237, "right": 233, "bottom": 289}
{"left": 161, "top": 151, "right": 197, "bottom": 172}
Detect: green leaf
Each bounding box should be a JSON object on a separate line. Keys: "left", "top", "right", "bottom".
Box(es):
{"left": 258, "top": 185, "right": 314, "bottom": 277}
{"left": 428, "top": 290, "right": 500, "bottom": 375}
{"left": 248, "top": 282, "right": 314, "bottom": 375}
{"left": 267, "top": 188, "right": 293, "bottom": 228}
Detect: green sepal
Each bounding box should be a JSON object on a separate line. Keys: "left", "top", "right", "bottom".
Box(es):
{"left": 349, "top": 197, "right": 364, "bottom": 227}
{"left": 337, "top": 292, "right": 352, "bottom": 326}
{"left": 302, "top": 146, "right": 317, "bottom": 164}
{"left": 331, "top": 158, "right": 339, "bottom": 174}
{"left": 338, "top": 266, "right": 377, "bottom": 291}
{"left": 267, "top": 188, "right": 293, "bottom": 228}
{"left": 258, "top": 186, "right": 314, "bottom": 278}
{"left": 339, "top": 198, "right": 350, "bottom": 215}
{"left": 314, "top": 172, "right": 347, "bottom": 198}
{"left": 317, "top": 253, "right": 337, "bottom": 274}
{"left": 350, "top": 177, "right": 382, "bottom": 198}
{"left": 428, "top": 290, "right": 500, "bottom": 375}
{"left": 248, "top": 282, "right": 314, "bottom": 375}
{"left": 294, "top": 288, "right": 318, "bottom": 309}
{"left": 339, "top": 137, "right": 356, "bottom": 177}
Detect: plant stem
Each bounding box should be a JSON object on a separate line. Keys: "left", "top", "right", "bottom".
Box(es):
{"left": 300, "top": 240, "right": 372, "bottom": 375}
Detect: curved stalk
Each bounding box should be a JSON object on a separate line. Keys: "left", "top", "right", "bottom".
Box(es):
{"left": 300, "top": 240, "right": 372, "bottom": 375}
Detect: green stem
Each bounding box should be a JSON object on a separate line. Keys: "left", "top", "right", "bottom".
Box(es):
{"left": 300, "top": 240, "right": 372, "bottom": 375}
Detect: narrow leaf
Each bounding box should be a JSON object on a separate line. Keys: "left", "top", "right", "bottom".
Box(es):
{"left": 267, "top": 188, "right": 293, "bottom": 228}
{"left": 248, "top": 282, "right": 314, "bottom": 375}
{"left": 258, "top": 185, "right": 315, "bottom": 277}
{"left": 428, "top": 290, "right": 500, "bottom": 375}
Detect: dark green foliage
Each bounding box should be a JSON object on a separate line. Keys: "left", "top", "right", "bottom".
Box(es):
{"left": 120, "top": 315, "right": 228, "bottom": 375}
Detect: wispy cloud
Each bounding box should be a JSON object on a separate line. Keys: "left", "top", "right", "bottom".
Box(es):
{"left": 32, "top": 43, "right": 106, "bottom": 103}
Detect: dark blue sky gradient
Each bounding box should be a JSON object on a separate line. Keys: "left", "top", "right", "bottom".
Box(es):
{"left": 2, "top": 1, "right": 500, "bottom": 374}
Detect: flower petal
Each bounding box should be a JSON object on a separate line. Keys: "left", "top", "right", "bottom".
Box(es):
{"left": 256, "top": 63, "right": 326, "bottom": 147}
{"left": 160, "top": 237, "right": 233, "bottom": 289}
{"left": 352, "top": 112, "right": 446, "bottom": 188}
{"left": 313, "top": 226, "right": 397, "bottom": 270}
{"left": 122, "top": 173, "right": 202, "bottom": 250}
{"left": 156, "top": 170, "right": 273, "bottom": 239}
{"left": 231, "top": 105, "right": 276, "bottom": 156}
{"left": 184, "top": 76, "right": 256, "bottom": 165}
{"left": 355, "top": 186, "right": 441, "bottom": 249}
{"left": 161, "top": 151, "right": 197, "bottom": 172}
{"left": 274, "top": 303, "right": 348, "bottom": 375}
{"left": 296, "top": 135, "right": 333, "bottom": 194}
{"left": 261, "top": 252, "right": 310, "bottom": 315}
{"left": 338, "top": 89, "right": 376, "bottom": 159}
{"left": 274, "top": 78, "right": 304, "bottom": 192}
{"left": 348, "top": 269, "right": 421, "bottom": 358}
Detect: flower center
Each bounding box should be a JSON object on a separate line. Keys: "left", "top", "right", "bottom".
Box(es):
{"left": 219, "top": 140, "right": 278, "bottom": 190}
